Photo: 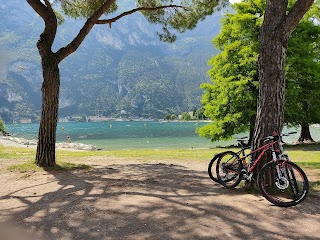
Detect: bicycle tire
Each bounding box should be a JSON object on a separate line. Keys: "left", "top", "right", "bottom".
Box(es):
{"left": 216, "top": 151, "right": 243, "bottom": 188}
{"left": 208, "top": 153, "right": 222, "bottom": 183}
{"left": 258, "top": 160, "right": 309, "bottom": 207}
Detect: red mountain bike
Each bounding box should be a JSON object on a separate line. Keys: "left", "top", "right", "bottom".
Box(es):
{"left": 215, "top": 132, "right": 309, "bottom": 207}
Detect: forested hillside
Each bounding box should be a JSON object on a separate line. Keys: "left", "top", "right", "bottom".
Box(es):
{"left": 0, "top": 0, "right": 224, "bottom": 121}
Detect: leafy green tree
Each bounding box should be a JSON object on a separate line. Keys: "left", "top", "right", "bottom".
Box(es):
{"left": 198, "top": 0, "right": 262, "bottom": 143}
{"left": 181, "top": 112, "right": 191, "bottom": 121}
{"left": 26, "top": 0, "right": 228, "bottom": 167}
{"left": 285, "top": 20, "right": 320, "bottom": 142}
{"left": 0, "top": 119, "right": 6, "bottom": 134}
{"left": 199, "top": 0, "right": 319, "bottom": 145}
{"left": 195, "top": 108, "right": 205, "bottom": 120}
{"left": 164, "top": 114, "right": 176, "bottom": 120}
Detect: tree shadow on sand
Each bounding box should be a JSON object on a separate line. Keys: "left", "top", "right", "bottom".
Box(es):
{"left": 1, "top": 162, "right": 320, "bottom": 240}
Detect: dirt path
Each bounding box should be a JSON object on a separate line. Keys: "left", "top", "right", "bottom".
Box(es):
{"left": 0, "top": 157, "right": 319, "bottom": 240}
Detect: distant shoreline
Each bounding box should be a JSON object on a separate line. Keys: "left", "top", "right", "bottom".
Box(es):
{"left": 5, "top": 119, "right": 213, "bottom": 125}
{"left": 0, "top": 135, "right": 101, "bottom": 151}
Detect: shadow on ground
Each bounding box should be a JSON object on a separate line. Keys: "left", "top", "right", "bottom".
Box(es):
{"left": 1, "top": 162, "right": 320, "bottom": 240}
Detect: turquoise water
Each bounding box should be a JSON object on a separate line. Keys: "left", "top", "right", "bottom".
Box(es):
{"left": 5, "top": 121, "right": 320, "bottom": 150}
{"left": 6, "top": 121, "right": 218, "bottom": 149}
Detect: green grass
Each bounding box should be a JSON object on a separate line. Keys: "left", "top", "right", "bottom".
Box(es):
{"left": 7, "top": 160, "right": 92, "bottom": 173}
{"left": 1, "top": 143, "right": 319, "bottom": 163}
{"left": 1, "top": 143, "right": 319, "bottom": 172}
{"left": 0, "top": 144, "right": 36, "bottom": 159}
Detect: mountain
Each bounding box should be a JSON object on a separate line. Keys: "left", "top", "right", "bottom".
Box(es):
{"left": 0, "top": 0, "right": 224, "bottom": 122}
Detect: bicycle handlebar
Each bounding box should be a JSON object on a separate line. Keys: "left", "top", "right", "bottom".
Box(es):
{"left": 282, "top": 131, "right": 297, "bottom": 136}
{"left": 235, "top": 136, "right": 249, "bottom": 142}
{"left": 263, "top": 131, "right": 297, "bottom": 142}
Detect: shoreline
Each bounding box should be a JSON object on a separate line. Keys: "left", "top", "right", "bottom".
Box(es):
{"left": 0, "top": 135, "right": 101, "bottom": 151}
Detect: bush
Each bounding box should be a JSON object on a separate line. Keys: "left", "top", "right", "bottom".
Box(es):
{"left": 0, "top": 119, "right": 5, "bottom": 134}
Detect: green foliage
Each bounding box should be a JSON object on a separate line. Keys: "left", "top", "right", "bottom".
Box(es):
{"left": 137, "top": 0, "right": 228, "bottom": 42}
{"left": 285, "top": 13, "right": 320, "bottom": 126}
{"left": 59, "top": 0, "right": 118, "bottom": 18}
{"left": 55, "top": 0, "right": 228, "bottom": 43}
{"left": 164, "top": 114, "right": 176, "bottom": 120}
{"left": 181, "top": 112, "right": 191, "bottom": 120}
{"left": 198, "top": 0, "right": 261, "bottom": 141}
{"left": 194, "top": 108, "right": 203, "bottom": 120}
{"left": 0, "top": 119, "right": 5, "bottom": 134}
{"left": 198, "top": 0, "right": 320, "bottom": 142}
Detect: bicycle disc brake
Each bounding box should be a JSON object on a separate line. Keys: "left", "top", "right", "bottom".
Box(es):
{"left": 275, "top": 177, "right": 289, "bottom": 190}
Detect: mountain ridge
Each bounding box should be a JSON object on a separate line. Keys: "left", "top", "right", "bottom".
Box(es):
{"left": 0, "top": 0, "right": 224, "bottom": 122}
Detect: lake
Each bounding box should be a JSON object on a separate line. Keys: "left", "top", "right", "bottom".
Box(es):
{"left": 5, "top": 121, "right": 320, "bottom": 150}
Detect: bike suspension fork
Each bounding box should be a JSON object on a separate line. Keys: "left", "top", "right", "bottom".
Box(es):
{"left": 272, "top": 150, "right": 283, "bottom": 178}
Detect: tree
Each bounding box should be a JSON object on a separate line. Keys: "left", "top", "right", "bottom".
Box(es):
{"left": 198, "top": 0, "right": 261, "bottom": 143}
{"left": 285, "top": 18, "right": 320, "bottom": 142}
{"left": 27, "top": 0, "right": 227, "bottom": 167}
{"left": 199, "top": 0, "right": 320, "bottom": 145}
{"left": 252, "top": 0, "right": 314, "bottom": 176}
{"left": 195, "top": 108, "right": 205, "bottom": 120}
{"left": 0, "top": 119, "right": 6, "bottom": 134}
{"left": 181, "top": 112, "right": 192, "bottom": 121}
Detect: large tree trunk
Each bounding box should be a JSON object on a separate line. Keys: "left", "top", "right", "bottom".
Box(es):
{"left": 251, "top": 3, "right": 288, "bottom": 175}
{"left": 297, "top": 122, "right": 314, "bottom": 143}
{"left": 36, "top": 54, "right": 60, "bottom": 167}
{"left": 251, "top": 0, "right": 314, "bottom": 181}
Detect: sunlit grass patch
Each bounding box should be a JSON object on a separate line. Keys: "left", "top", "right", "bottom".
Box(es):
{"left": 295, "top": 161, "right": 320, "bottom": 169}
{"left": 7, "top": 160, "right": 91, "bottom": 173}
{"left": 0, "top": 144, "right": 36, "bottom": 159}
{"left": 56, "top": 148, "right": 223, "bottom": 161}
{"left": 7, "top": 160, "right": 43, "bottom": 172}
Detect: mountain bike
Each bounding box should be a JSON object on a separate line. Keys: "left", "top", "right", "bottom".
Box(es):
{"left": 216, "top": 132, "right": 309, "bottom": 207}
{"left": 208, "top": 137, "right": 250, "bottom": 183}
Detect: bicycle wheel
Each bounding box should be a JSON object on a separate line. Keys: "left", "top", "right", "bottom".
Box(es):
{"left": 208, "top": 153, "right": 222, "bottom": 183}
{"left": 258, "top": 160, "right": 309, "bottom": 207}
{"left": 216, "top": 151, "right": 243, "bottom": 188}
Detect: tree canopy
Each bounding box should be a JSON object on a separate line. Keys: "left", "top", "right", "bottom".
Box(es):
{"left": 198, "top": 0, "right": 320, "bottom": 143}
{"left": 285, "top": 20, "right": 320, "bottom": 127}
{"left": 197, "top": 0, "right": 262, "bottom": 142}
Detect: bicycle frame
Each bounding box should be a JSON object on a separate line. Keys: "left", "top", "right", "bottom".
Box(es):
{"left": 238, "top": 140, "right": 281, "bottom": 174}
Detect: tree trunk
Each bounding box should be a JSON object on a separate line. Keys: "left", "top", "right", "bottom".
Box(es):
{"left": 252, "top": 20, "right": 287, "bottom": 145}
{"left": 248, "top": 116, "right": 256, "bottom": 146}
{"left": 251, "top": 2, "right": 289, "bottom": 180}
{"left": 251, "top": 0, "right": 314, "bottom": 183}
{"left": 297, "top": 122, "right": 314, "bottom": 143}
{"left": 36, "top": 54, "right": 60, "bottom": 167}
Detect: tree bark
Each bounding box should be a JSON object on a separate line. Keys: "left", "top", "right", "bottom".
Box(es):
{"left": 248, "top": 116, "right": 256, "bottom": 146}
{"left": 251, "top": 0, "right": 314, "bottom": 180}
{"left": 297, "top": 122, "right": 314, "bottom": 143}
{"left": 36, "top": 55, "right": 60, "bottom": 167}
